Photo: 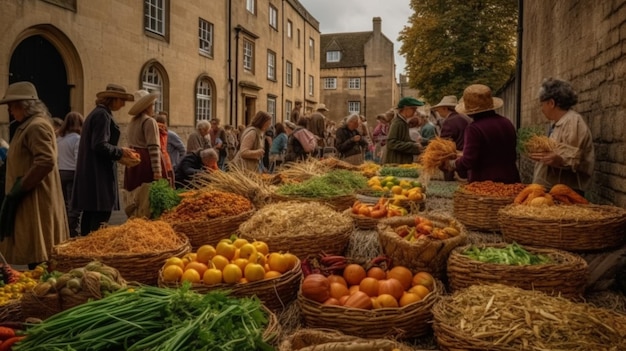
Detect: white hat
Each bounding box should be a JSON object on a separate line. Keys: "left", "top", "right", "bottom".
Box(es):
{"left": 0, "top": 82, "right": 38, "bottom": 104}
{"left": 432, "top": 95, "right": 458, "bottom": 108}
{"left": 128, "top": 90, "right": 159, "bottom": 115}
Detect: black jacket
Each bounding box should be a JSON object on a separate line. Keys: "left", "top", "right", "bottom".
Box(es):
{"left": 174, "top": 151, "right": 204, "bottom": 189}
{"left": 335, "top": 125, "right": 367, "bottom": 158}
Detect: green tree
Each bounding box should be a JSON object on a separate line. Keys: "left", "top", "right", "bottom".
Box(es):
{"left": 399, "top": 0, "right": 518, "bottom": 103}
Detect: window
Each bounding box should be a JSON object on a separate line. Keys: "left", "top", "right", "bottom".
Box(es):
{"left": 348, "top": 78, "right": 361, "bottom": 89}
{"left": 144, "top": 0, "right": 166, "bottom": 36}
{"left": 243, "top": 39, "right": 254, "bottom": 72}
{"left": 198, "top": 18, "right": 213, "bottom": 56}
{"left": 141, "top": 65, "right": 164, "bottom": 113}
{"left": 297, "top": 29, "right": 300, "bottom": 48}
{"left": 296, "top": 69, "right": 301, "bottom": 87}
{"left": 348, "top": 101, "right": 361, "bottom": 114}
{"left": 267, "top": 96, "right": 277, "bottom": 123}
{"left": 246, "top": 0, "right": 255, "bottom": 14}
{"left": 285, "top": 100, "right": 292, "bottom": 116}
{"left": 308, "top": 75, "right": 314, "bottom": 96}
{"left": 326, "top": 51, "right": 341, "bottom": 62}
{"left": 196, "top": 77, "right": 213, "bottom": 121}
{"left": 267, "top": 51, "right": 276, "bottom": 80}
{"left": 309, "top": 38, "right": 315, "bottom": 60}
{"left": 287, "top": 20, "right": 292, "bottom": 38}
{"left": 285, "top": 61, "right": 293, "bottom": 87}
{"left": 269, "top": 5, "right": 278, "bottom": 29}
{"left": 324, "top": 78, "right": 337, "bottom": 89}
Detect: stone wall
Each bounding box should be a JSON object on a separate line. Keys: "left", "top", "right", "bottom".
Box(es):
{"left": 521, "top": 0, "right": 626, "bottom": 207}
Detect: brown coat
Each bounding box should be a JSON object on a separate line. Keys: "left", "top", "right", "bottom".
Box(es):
{"left": 0, "top": 114, "right": 68, "bottom": 264}
{"left": 231, "top": 126, "right": 263, "bottom": 171}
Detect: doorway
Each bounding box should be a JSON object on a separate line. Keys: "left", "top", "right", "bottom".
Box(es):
{"left": 243, "top": 96, "right": 256, "bottom": 126}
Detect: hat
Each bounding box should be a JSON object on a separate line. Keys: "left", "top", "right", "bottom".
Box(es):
{"left": 432, "top": 95, "right": 458, "bottom": 108}
{"left": 284, "top": 121, "right": 297, "bottom": 130}
{"left": 128, "top": 90, "right": 159, "bottom": 115}
{"left": 397, "top": 96, "right": 424, "bottom": 109}
{"left": 96, "top": 84, "right": 134, "bottom": 101}
{"left": 455, "top": 84, "right": 503, "bottom": 115}
{"left": 315, "top": 103, "right": 329, "bottom": 112}
{"left": 0, "top": 81, "right": 38, "bottom": 104}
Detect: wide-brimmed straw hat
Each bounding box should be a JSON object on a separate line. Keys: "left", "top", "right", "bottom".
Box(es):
{"left": 315, "top": 103, "right": 329, "bottom": 112}
{"left": 128, "top": 90, "right": 159, "bottom": 116}
{"left": 432, "top": 95, "right": 458, "bottom": 108}
{"left": 0, "top": 81, "right": 38, "bottom": 104}
{"left": 455, "top": 84, "right": 503, "bottom": 115}
{"left": 96, "top": 84, "right": 134, "bottom": 101}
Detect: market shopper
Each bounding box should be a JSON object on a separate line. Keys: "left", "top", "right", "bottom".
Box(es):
{"left": 335, "top": 114, "right": 369, "bottom": 165}
{"left": 209, "top": 118, "right": 228, "bottom": 170}
{"left": 72, "top": 83, "right": 135, "bottom": 235}
{"left": 308, "top": 104, "right": 328, "bottom": 152}
{"left": 284, "top": 120, "right": 317, "bottom": 162}
{"left": 155, "top": 113, "right": 175, "bottom": 187}
{"left": 432, "top": 95, "right": 472, "bottom": 181}
{"left": 158, "top": 111, "right": 186, "bottom": 171}
{"left": 384, "top": 97, "right": 424, "bottom": 164}
{"left": 174, "top": 148, "right": 218, "bottom": 189}
{"left": 290, "top": 100, "right": 303, "bottom": 124}
{"left": 269, "top": 122, "right": 288, "bottom": 171}
{"left": 0, "top": 81, "right": 68, "bottom": 267}
{"left": 445, "top": 84, "right": 520, "bottom": 183}
{"left": 187, "top": 120, "right": 211, "bottom": 153}
{"left": 231, "top": 111, "right": 272, "bottom": 172}
{"left": 56, "top": 111, "right": 84, "bottom": 237}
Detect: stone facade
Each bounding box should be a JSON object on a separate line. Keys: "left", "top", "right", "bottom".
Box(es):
{"left": 520, "top": 0, "right": 626, "bottom": 207}
{"left": 0, "top": 0, "right": 320, "bottom": 141}
{"left": 319, "top": 17, "right": 399, "bottom": 127}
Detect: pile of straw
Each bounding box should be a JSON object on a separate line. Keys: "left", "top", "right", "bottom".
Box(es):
{"left": 418, "top": 138, "right": 457, "bottom": 185}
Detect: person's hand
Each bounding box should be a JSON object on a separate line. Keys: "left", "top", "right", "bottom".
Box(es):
{"left": 255, "top": 149, "right": 265, "bottom": 159}
{"left": 353, "top": 135, "right": 361, "bottom": 142}
{"left": 121, "top": 147, "right": 135, "bottom": 158}
{"left": 529, "top": 152, "right": 563, "bottom": 167}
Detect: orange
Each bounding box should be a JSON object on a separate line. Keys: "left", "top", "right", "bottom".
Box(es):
{"left": 222, "top": 264, "right": 243, "bottom": 284}
{"left": 399, "top": 292, "right": 423, "bottom": 307}
{"left": 180, "top": 268, "right": 201, "bottom": 284}
{"left": 195, "top": 245, "right": 216, "bottom": 264}
{"left": 267, "top": 253, "right": 289, "bottom": 273}
{"left": 162, "top": 265, "right": 184, "bottom": 282}
{"left": 232, "top": 258, "right": 249, "bottom": 271}
{"left": 232, "top": 238, "right": 250, "bottom": 248}
{"left": 203, "top": 268, "right": 223, "bottom": 285}
{"left": 251, "top": 241, "right": 269, "bottom": 256}
{"left": 163, "top": 257, "right": 185, "bottom": 270}
{"left": 264, "top": 271, "right": 282, "bottom": 279}
{"left": 238, "top": 243, "right": 258, "bottom": 260}
{"left": 244, "top": 263, "right": 266, "bottom": 282}
{"left": 283, "top": 252, "right": 299, "bottom": 270}
{"left": 409, "top": 285, "right": 430, "bottom": 299}
{"left": 185, "top": 262, "right": 208, "bottom": 277}
{"left": 211, "top": 255, "right": 230, "bottom": 271}
{"left": 216, "top": 241, "right": 237, "bottom": 260}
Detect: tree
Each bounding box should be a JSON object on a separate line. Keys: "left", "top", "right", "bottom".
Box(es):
{"left": 398, "top": 0, "right": 518, "bottom": 103}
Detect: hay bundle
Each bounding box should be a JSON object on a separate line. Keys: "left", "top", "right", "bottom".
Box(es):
{"left": 418, "top": 137, "right": 457, "bottom": 185}
{"left": 433, "top": 284, "right": 626, "bottom": 351}
{"left": 524, "top": 135, "right": 558, "bottom": 153}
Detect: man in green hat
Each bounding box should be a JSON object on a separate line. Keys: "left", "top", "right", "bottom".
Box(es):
{"left": 383, "top": 97, "right": 424, "bottom": 164}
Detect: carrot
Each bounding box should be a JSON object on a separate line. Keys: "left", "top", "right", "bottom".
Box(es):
{"left": 0, "top": 327, "right": 15, "bottom": 341}
{"left": 0, "top": 336, "right": 25, "bottom": 351}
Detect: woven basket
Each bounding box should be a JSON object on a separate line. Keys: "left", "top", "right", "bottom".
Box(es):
{"left": 299, "top": 278, "right": 444, "bottom": 339}
{"left": 158, "top": 259, "right": 302, "bottom": 312}
{"left": 20, "top": 292, "right": 61, "bottom": 320}
{"left": 262, "top": 305, "right": 281, "bottom": 344}
{"left": 447, "top": 244, "right": 588, "bottom": 300}
{"left": 169, "top": 209, "right": 255, "bottom": 250}
{"left": 498, "top": 204, "right": 626, "bottom": 252}
{"left": 377, "top": 214, "right": 468, "bottom": 278}
{"left": 278, "top": 328, "right": 416, "bottom": 351}
{"left": 50, "top": 232, "right": 191, "bottom": 285}
{"left": 343, "top": 209, "right": 381, "bottom": 230}
{"left": 453, "top": 190, "right": 515, "bottom": 231}
{"left": 0, "top": 300, "right": 22, "bottom": 322}
{"left": 271, "top": 193, "right": 356, "bottom": 212}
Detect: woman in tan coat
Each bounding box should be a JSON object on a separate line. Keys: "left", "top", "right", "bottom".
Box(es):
{"left": 231, "top": 111, "right": 272, "bottom": 172}
{"left": 0, "top": 82, "right": 68, "bottom": 267}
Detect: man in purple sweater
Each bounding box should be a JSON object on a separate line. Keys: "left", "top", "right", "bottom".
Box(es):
{"left": 446, "top": 85, "right": 520, "bottom": 184}
{"left": 432, "top": 95, "right": 472, "bottom": 181}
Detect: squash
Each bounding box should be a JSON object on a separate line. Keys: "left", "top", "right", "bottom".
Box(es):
{"left": 343, "top": 291, "right": 373, "bottom": 310}
{"left": 343, "top": 264, "right": 366, "bottom": 286}
{"left": 386, "top": 266, "right": 413, "bottom": 290}
{"left": 378, "top": 278, "right": 404, "bottom": 300}
{"left": 301, "top": 274, "right": 330, "bottom": 303}
{"left": 359, "top": 277, "right": 380, "bottom": 297}
{"left": 329, "top": 282, "right": 350, "bottom": 300}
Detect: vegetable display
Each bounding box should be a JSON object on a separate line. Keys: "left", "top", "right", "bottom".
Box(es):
{"left": 161, "top": 190, "right": 253, "bottom": 221}
{"left": 378, "top": 166, "right": 420, "bottom": 178}
{"left": 149, "top": 179, "right": 182, "bottom": 218}
{"left": 393, "top": 216, "right": 461, "bottom": 241}
{"left": 275, "top": 170, "right": 367, "bottom": 198}
{"left": 461, "top": 181, "right": 527, "bottom": 198}
{"left": 365, "top": 176, "right": 424, "bottom": 203}
{"left": 14, "top": 285, "right": 272, "bottom": 351}
{"left": 514, "top": 183, "right": 589, "bottom": 207}
{"left": 462, "top": 243, "right": 552, "bottom": 265}
{"left": 0, "top": 265, "right": 43, "bottom": 307}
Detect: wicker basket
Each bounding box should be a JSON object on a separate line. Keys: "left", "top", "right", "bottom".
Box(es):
{"left": 299, "top": 278, "right": 444, "bottom": 339}
{"left": 498, "top": 204, "right": 626, "bottom": 252}
{"left": 169, "top": 209, "right": 255, "bottom": 250}
{"left": 0, "top": 300, "right": 22, "bottom": 322}
{"left": 278, "top": 328, "right": 416, "bottom": 351}
{"left": 343, "top": 209, "right": 381, "bottom": 230}
{"left": 453, "top": 190, "right": 515, "bottom": 231}
{"left": 19, "top": 292, "right": 61, "bottom": 320}
{"left": 262, "top": 305, "right": 281, "bottom": 344}
{"left": 447, "top": 244, "right": 588, "bottom": 300}
{"left": 50, "top": 232, "right": 191, "bottom": 285}
{"left": 377, "top": 214, "right": 468, "bottom": 278}
{"left": 271, "top": 193, "right": 356, "bottom": 212}
{"left": 158, "top": 259, "right": 302, "bottom": 312}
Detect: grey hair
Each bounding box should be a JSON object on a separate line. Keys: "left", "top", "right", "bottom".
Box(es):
{"left": 196, "top": 120, "right": 211, "bottom": 131}
{"left": 539, "top": 78, "right": 578, "bottom": 110}
{"left": 20, "top": 100, "right": 51, "bottom": 119}
{"left": 199, "top": 148, "right": 218, "bottom": 160}
{"left": 346, "top": 114, "right": 360, "bottom": 123}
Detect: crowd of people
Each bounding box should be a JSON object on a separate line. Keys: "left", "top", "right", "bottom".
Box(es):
{"left": 0, "top": 78, "right": 596, "bottom": 267}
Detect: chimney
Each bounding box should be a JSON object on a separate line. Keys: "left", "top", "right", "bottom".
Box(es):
{"left": 373, "top": 17, "right": 382, "bottom": 34}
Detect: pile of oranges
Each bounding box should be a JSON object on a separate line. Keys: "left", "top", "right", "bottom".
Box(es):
{"left": 161, "top": 238, "right": 298, "bottom": 285}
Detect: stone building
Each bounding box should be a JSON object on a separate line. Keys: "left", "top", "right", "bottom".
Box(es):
{"left": 318, "top": 17, "right": 399, "bottom": 126}
{"left": 0, "top": 0, "right": 321, "bottom": 142}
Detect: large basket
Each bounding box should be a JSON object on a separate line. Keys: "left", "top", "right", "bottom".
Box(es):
{"left": 343, "top": 209, "right": 380, "bottom": 230}
{"left": 447, "top": 244, "right": 588, "bottom": 300}
{"left": 271, "top": 193, "right": 356, "bottom": 212}
{"left": 299, "top": 278, "right": 444, "bottom": 339}
{"left": 169, "top": 209, "right": 255, "bottom": 250}
{"left": 278, "top": 328, "right": 416, "bottom": 351}
{"left": 498, "top": 204, "right": 626, "bottom": 252}
{"left": 158, "top": 259, "right": 302, "bottom": 312}
{"left": 0, "top": 300, "right": 22, "bottom": 322}
{"left": 50, "top": 232, "right": 191, "bottom": 285}
{"left": 262, "top": 305, "right": 281, "bottom": 344}
{"left": 20, "top": 292, "right": 61, "bottom": 320}
{"left": 453, "top": 190, "right": 515, "bottom": 231}
{"left": 377, "top": 214, "right": 468, "bottom": 278}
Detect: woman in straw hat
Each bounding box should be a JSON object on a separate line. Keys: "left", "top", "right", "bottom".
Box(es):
{"left": 72, "top": 83, "right": 135, "bottom": 235}
{"left": 123, "top": 90, "right": 170, "bottom": 191}
{"left": 0, "top": 81, "right": 68, "bottom": 267}
{"left": 445, "top": 84, "right": 520, "bottom": 183}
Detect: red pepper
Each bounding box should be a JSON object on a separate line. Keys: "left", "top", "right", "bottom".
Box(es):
{"left": 0, "top": 336, "right": 25, "bottom": 351}
{"left": 0, "top": 327, "right": 15, "bottom": 341}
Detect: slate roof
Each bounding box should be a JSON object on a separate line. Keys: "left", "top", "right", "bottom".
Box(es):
{"left": 320, "top": 31, "right": 373, "bottom": 69}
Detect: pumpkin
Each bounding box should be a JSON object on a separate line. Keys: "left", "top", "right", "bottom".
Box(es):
{"left": 378, "top": 278, "right": 404, "bottom": 300}
{"left": 301, "top": 274, "right": 330, "bottom": 302}
{"left": 338, "top": 295, "right": 350, "bottom": 305}
{"left": 374, "top": 294, "right": 399, "bottom": 308}
{"left": 343, "top": 291, "right": 373, "bottom": 310}
{"left": 323, "top": 297, "right": 342, "bottom": 306}
{"left": 367, "top": 267, "right": 387, "bottom": 280}
{"left": 359, "top": 277, "right": 380, "bottom": 297}
{"left": 343, "top": 264, "right": 367, "bottom": 286}
{"left": 412, "top": 272, "right": 434, "bottom": 291}
{"left": 329, "top": 282, "right": 350, "bottom": 300}
{"left": 399, "top": 292, "right": 423, "bottom": 307}
{"left": 328, "top": 274, "right": 348, "bottom": 287}
{"left": 386, "top": 266, "right": 413, "bottom": 290}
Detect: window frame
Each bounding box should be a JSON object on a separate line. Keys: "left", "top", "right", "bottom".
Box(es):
{"left": 141, "top": 65, "right": 164, "bottom": 113}
{"left": 309, "top": 38, "right": 315, "bottom": 60}
{"left": 198, "top": 18, "right": 213, "bottom": 57}
{"left": 348, "top": 77, "right": 361, "bottom": 90}
{"left": 348, "top": 101, "right": 361, "bottom": 114}
{"left": 267, "top": 50, "right": 276, "bottom": 81}
{"left": 308, "top": 75, "right": 314, "bottom": 96}
{"left": 144, "top": 0, "right": 168, "bottom": 39}
{"left": 267, "top": 96, "right": 277, "bottom": 124}
{"left": 269, "top": 4, "right": 278, "bottom": 30}
{"left": 243, "top": 39, "right": 255, "bottom": 73}
{"left": 246, "top": 0, "right": 255, "bottom": 14}
{"left": 323, "top": 77, "right": 337, "bottom": 90}
{"left": 287, "top": 20, "right": 293, "bottom": 38}
{"left": 285, "top": 100, "right": 293, "bottom": 116}
{"left": 296, "top": 68, "right": 301, "bottom": 87}
{"left": 326, "top": 51, "right": 341, "bottom": 62}
{"left": 195, "top": 77, "right": 213, "bottom": 121}
{"left": 285, "top": 61, "right": 293, "bottom": 87}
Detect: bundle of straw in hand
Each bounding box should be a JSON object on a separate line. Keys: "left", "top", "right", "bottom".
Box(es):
{"left": 418, "top": 137, "right": 457, "bottom": 182}
{"left": 524, "top": 135, "right": 558, "bottom": 154}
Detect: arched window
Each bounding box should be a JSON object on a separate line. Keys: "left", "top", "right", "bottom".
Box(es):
{"left": 141, "top": 64, "right": 165, "bottom": 113}
{"left": 196, "top": 77, "right": 213, "bottom": 121}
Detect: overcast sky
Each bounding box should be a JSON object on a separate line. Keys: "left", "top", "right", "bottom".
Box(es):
{"left": 299, "top": 0, "right": 412, "bottom": 77}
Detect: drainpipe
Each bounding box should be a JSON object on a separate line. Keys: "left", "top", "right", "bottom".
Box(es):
{"left": 281, "top": 0, "right": 285, "bottom": 120}
{"left": 515, "top": 0, "right": 523, "bottom": 131}
{"left": 234, "top": 26, "right": 241, "bottom": 127}
{"left": 363, "top": 65, "right": 367, "bottom": 117}
{"left": 228, "top": 0, "right": 234, "bottom": 126}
